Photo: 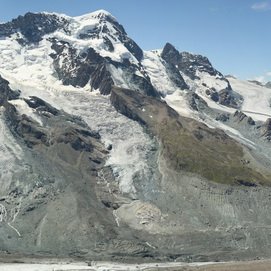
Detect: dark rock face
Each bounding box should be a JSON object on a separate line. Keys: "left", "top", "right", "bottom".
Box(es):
{"left": 261, "top": 118, "right": 271, "bottom": 140}
{"left": 0, "top": 12, "right": 69, "bottom": 44}
{"left": 178, "top": 51, "right": 219, "bottom": 80}
{"left": 50, "top": 39, "right": 105, "bottom": 88}
{"left": 50, "top": 39, "right": 115, "bottom": 94}
{"left": 205, "top": 88, "right": 219, "bottom": 102}
{"left": 160, "top": 43, "right": 188, "bottom": 90}
{"left": 218, "top": 88, "right": 239, "bottom": 108}
{"left": 187, "top": 92, "right": 208, "bottom": 111}
{"left": 265, "top": 82, "right": 271, "bottom": 89}
{"left": 50, "top": 38, "right": 154, "bottom": 96}
{"left": 90, "top": 63, "right": 114, "bottom": 95}
{"left": 161, "top": 43, "right": 240, "bottom": 108}
{"left": 178, "top": 49, "right": 241, "bottom": 108}
{"left": 0, "top": 11, "right": 155, "bottom": 98}
{"left": 24, "top": 96, "right": 59, "bottom": 116}
{"left": 5, "top": 105, "right": 48, "bottom": 148}
{"left": 5, "top": 96, "right": 102, "bottom": 152}
{"left": 234, "top": 111, "right": 255, "bottom": 125}
{"left": 162, "top": 60, "right": 188, "bottom": 91}
{"left": 0, "top": 75, "right": 20, "bottom": 105}
{"left": 161, "top": 42, "right": 181, "bottom": 66}
{"left": 216, "top": 113, "right": 230, "bottom": 122}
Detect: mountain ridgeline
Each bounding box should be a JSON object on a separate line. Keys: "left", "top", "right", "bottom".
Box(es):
{"left": 1, "top": 10, "right": 271, "bottom": 262}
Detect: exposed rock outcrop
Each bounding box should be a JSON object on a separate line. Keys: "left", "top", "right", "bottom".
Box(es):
{"left": 0, "top": 12, "right": 69, "bottom": 44}
{"left": 50, "top": 39, "right": 105, "bottom": 88}
{"left": 161, "top": 43, "right": 241, "bottom": 108}
{"left": 216, "top": 113, "right": 230, "bottom": 122}
{"left": 187, "top": 92, "right": 208, "bottom": 111}
{"left": 261, "top": 118, "right": 271, "bottom": 140}
{"left": 0, "top": 75, "right": 20, "bottom": 105}
{"left": 234, "top": 111, "right": 255, "bottom": 126}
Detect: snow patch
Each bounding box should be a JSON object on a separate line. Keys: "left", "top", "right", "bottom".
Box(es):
{"left": 142, "top": 50, "right": 177, "bottom": 95}
{"left": 229, "top": 77, "right": 271, "bottom": 122}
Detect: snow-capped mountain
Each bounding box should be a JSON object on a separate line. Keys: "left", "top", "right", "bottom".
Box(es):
{"left": 1, "top": 10, "right": 271, "bottom": 262}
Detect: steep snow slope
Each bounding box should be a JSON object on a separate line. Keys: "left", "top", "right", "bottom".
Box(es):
{"left": 0, "top": 41, "right": 153, "bottom": 196}
{"left": 142, "top": 50, "right": 177, "bottom": 95}
{"left": 53, "top": 10, "right": 140, "bottom": 64}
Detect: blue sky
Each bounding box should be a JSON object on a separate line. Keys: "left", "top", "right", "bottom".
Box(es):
{"left": 0, "top": 0, "right": 270, "bottom": 82}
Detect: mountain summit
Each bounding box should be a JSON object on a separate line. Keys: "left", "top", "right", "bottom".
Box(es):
{"left": 1, "top": 10, "right": 271, "bottom": 262}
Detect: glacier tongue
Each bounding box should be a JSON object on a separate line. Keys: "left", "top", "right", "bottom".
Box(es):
{"left": 55, "top": 90, "right": 155, "bottom": 195}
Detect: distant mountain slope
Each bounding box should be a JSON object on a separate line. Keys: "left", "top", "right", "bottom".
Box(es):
{"left": 227, "top": 77, "right": 271, "bottom": 121}
{"left": 1, "top": 10, "right": 271, "bottom": 263}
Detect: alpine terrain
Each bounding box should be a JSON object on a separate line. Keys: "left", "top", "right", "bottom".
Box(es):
{"left": 1, "top": 10, "right": 271, "bottom": 263}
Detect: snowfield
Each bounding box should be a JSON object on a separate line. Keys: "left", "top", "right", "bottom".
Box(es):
{"left": 228, "top": 77, "right": 271, "bottom": 122}
{"left": 0, "top": 260, "right": 219, "bottom": 271}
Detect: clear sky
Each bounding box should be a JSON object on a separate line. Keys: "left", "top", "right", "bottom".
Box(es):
{"left": 0, "top": 0, "right": 270, "bottom": 82}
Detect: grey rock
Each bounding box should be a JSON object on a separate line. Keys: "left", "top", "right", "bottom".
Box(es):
{"left": 161, "top": 43, "right": 240, "bottom": 108}
{"left": 261, "top": 118, "right": 271, "bottom": 140}
{"left": 234, "top": 111, "right": 255, "bottom": 125}
{"left": 161, "top": 42, "right": 181, "bottom": 66}
{"left": 24, "top": 96, "right": 59, "bottom": 116}
{"left": 216, "top": 113, "right": 230, "bottom": 122}
{"left": 187, "top": 92, "right": 208, "bottom": 111}
{"left": 206, "top": 88, "right": 219, "bottom": 102}
{"left": 50, "top": 38, "right": 155, "bottom": 97}
{"left": 178, "top": 51, "right": 219, "bottom": 80}
{"left": 0, "top": 12, "right": 69, "bottom": 44}
{"left": 161, "top": 43, "right": 188, "bottom": 90}
{"left": 50, "top": 39, "right": 105, "bottom": 88}
{"left": 0, "top": 75, "right": 20, "bottom": 105}
{"left": 90, "top": 63, "right": 114, "bottom": 95}
{"left": 218, "top": 87, "right": 242, "bottom": 108}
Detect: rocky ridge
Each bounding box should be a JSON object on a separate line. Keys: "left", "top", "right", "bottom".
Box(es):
{"left": 1, "top": 10, "right": 271, "bottom": 263}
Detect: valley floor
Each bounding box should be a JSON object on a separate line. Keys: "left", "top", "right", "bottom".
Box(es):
{"left": 1, "top": 258, "right": 271, "bottom": 271}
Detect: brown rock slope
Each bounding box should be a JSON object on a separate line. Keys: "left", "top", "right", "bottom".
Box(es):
{"left": 111, "top": 87, "right": 271, "bottom": 186}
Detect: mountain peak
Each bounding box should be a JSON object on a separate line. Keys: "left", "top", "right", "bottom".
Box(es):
{"left": 161, "top": 42, "right": 180, "bottom": 65}
{"left": 91, "top": 9, "right": 114, "bottom": 17}
{"left": 75, "top": 9, "right": 116, "bottom": 22}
